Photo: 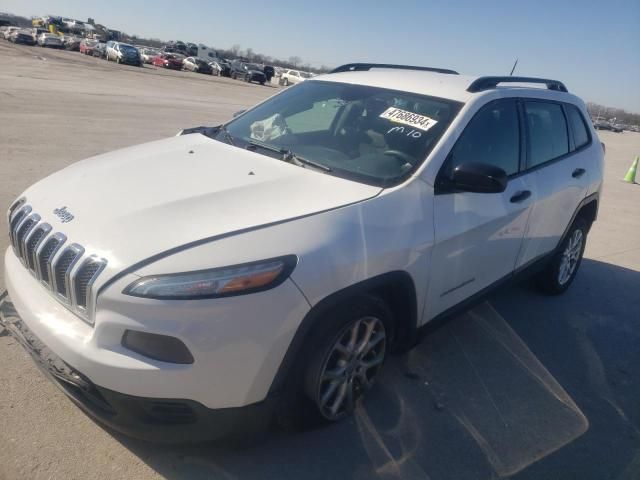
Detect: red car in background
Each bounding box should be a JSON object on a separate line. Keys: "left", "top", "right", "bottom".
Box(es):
{"left": 79, "top": 39, "right": 96, "bottom": 55}
{"left": 152, "top": 53, "right": 185, "bottom": 70}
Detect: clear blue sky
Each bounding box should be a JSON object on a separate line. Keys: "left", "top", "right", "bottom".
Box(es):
{"left": 3, "top": 0, "right": 639, "bottom": 112}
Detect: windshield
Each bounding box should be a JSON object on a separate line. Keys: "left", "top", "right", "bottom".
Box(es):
{"left": 220, "top": 80, "right": 461, "bottom": 186}
{"left": 301, "top": 72, "right": 312, "bottom": 79}
{"left": 119, "top": 45, "right": 137, "bottom": 53}
{"left": 246, "top": 64, "right": 262, "bottom": 70}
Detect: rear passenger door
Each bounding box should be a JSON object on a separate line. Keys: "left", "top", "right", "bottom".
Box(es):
{"left": 515, "top": 101, "right": 591, "bottom": 267}
{"left": 427, "top": 98, "right": 536, "bottom": 318}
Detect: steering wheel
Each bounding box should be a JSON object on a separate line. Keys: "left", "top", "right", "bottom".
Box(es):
{"left": 383, "top": 150, "right": 414, "bottom": 165}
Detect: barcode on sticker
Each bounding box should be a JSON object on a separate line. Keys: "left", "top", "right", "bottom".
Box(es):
{"left": 379, "top": 107, "right": 438, "bottom": 131}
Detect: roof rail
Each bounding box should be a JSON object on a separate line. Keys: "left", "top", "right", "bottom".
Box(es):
{"left": 467, "top": 76, "right": 568, "bottom": 93}
{"left": 330, "top": 63, "right": 459, "bottom": 75}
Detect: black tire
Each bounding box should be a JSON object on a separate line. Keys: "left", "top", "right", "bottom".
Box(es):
{"left": 537, "top": 217, "right": 589, "bottom": 295}
{"left": 278, "top": 295, "right": 393, "bottom": 430}
{"left": 260, "top": 81, "right": 265, "bottom": 86}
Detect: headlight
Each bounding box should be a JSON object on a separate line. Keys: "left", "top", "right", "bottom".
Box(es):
{"left": 123, "top": 255, "right": 297, "bottom": 300}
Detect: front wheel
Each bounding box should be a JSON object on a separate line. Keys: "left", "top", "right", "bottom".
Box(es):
{"left": 303, "top": 296, "right": 391, "bottom": 422}
{"left": 537, "top": 217, "right": 588, "bottom": 294}
{"left": 283, "top": 78, "right": 289, "bottom": 86}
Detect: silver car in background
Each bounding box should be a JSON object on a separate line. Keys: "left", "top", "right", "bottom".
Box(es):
{"left": 37, "top": 33, "right": 63, "bottom": 48}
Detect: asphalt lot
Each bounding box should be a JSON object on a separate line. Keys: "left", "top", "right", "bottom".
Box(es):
{"left": 1, "top": 40, "right": 639, "bottom": 480}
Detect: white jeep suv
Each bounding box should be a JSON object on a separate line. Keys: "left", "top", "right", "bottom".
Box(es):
{"left": 1, "top": 63, "right": 603, "bottom": 442}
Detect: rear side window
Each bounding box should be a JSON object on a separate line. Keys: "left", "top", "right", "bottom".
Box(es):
{"left": 447, "top": 98, "right": 520, "bottom": 176}
{"left": 524, "top": 101, "right": 569, "bottom": 167}
{"left": 565, "top": 104, "right": 590, "bottom": 149}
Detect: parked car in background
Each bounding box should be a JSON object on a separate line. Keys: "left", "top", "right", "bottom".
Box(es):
{"left": 10, "top": 29, "right": 36, "bottom": 45}
{"left": 186, "top": 42, "right": 198, "bottom": 57}
{"left": 92, "top": 41, "right": 106, "bottom": 58}
{"left": 3, "top": 27, "right": 19, "bottom": 40}
{"left": 593, "top": 120, "right": 622, "bottom": 132}
{"left": 279, "top": 69, "right": 312, "bottom": 86}
{"left": 183, "top": 57, "right": 213, "bottom": 74}
{"left": 230, "top": 61, "right": 267, "bottom": 85}
{"left": 32, "top": 27, "right": 48, "bottom": 40}
{"left": 164, "top": 41, "right": 187, "bottom": 55}
{"left": 37, "top": 33, "right": 63, "bottom": 49}
{"left": 140, "top": 47, "right": 160, "bottom": 64}
{"left": 206, "top": 58, "right": 231, "bottom": 76}
{"left": 106, "top": 42, "right": 142, "bottom": 66}
{"left": 208, "top": 60, "right": 222, "bottom": 76}
{"left": 152, "top": 52, "right": 184, "bottom": 70}
{"left": 79, "top": 38, "right": 98, "bottom": 55}
{"left": 63, "top": 35, "right": 82, "bottom": 51}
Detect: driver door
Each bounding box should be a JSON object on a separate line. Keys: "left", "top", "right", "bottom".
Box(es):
{"left": 426, "top": 98, "right": 536, "bottom": 318}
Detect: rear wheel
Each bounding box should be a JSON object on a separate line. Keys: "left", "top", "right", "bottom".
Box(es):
{"left": 537, "top": 217, "right": 588, "bottom": 294}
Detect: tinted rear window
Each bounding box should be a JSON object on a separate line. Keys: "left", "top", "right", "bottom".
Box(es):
{"left": 566, "top": 104, "right": 590, "bottom": 149}
{"left": 524, "top": 101, "right": 569, "bottom": 167}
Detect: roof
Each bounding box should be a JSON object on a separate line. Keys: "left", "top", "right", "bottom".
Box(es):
{"left": 313, "top": 68, "right": 572, "bottom": 104}
{"left": 314, "top": 69, "right": 477, "bottom": 103}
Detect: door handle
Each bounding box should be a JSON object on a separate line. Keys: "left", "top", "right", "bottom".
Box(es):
{"left": 572, "top": 168, "right": 586, "bottom": 178}
{"left": 510, "top": 190, "right": 531, "bottom": 203}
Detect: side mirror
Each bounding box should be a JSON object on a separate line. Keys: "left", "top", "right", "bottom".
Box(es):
{"left": 450, "top": 163, "right": 508, "bottom": 193}
{"left": 232, "top": 109, "right": 246, "bottom": 118}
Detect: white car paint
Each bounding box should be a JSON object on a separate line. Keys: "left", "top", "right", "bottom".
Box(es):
{"left": 280, "top": 69, "right": 311, "bottom": 86}
{"left": 37, "top": 33, "right": 62, "bottom": 48}
{"left": 3, "top": 68, "right": 603, "bottom": 420}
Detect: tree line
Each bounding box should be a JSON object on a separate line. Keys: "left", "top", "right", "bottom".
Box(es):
{"left": 587, "top": 102, "right": 640, "bottom": 126}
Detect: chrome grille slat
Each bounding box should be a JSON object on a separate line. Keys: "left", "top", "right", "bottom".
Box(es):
{"left": 25, "top": 223, "right": 51, "bottom": 273}
{"left": 74, "top": 257, "right": 107, "bottom": 311}
{"left": 16, "top": 214, "right": 40, "bottom": 263}
{"left": 53, "top": 244, "right": 84, "bottom": 301}
{"left": 6, "top": 202, "right": 106, "bottom": 326}
{"left": 9, "top": 205, "right": 32, "bottom": 251}
{"left": 38, "top": 233, "right": 66, "bottom": 285}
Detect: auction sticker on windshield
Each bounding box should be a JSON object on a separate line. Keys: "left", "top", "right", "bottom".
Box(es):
{"left": 379, "top": 107, "right": 438, "bottom": 131}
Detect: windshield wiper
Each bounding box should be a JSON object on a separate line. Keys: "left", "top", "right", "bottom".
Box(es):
{"left": 247, "top": 140, "right": 332, "bottom": 172}
{"left": 216, "top": 124, "right": 235, "bottom": 146}
{"left": 283, "top": 150, "right": 332, "bottom": 172}
{"left": 247, "top": 139, "right": 283, "bottom": 154}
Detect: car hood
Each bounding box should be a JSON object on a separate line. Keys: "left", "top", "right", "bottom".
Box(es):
{"left": 20, "top": 134, "right": 380, "bottom": 278}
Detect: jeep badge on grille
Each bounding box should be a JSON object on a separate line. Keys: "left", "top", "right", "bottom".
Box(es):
{"left": 53, "top": 206, "right": 74, "bottom": 223}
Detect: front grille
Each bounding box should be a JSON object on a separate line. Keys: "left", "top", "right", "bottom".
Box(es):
{"left": 7, "top": 201, "right": 106, "bottom": 325}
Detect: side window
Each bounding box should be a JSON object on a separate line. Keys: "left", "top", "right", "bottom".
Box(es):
{"left": 446, "top": 99, "right": 520, "bottom": 177}
{"left": 565, "top": 104, "right": 590, "bottom": 150}
{"left": 524, "top": 101, "right": 569, "bottom": 167}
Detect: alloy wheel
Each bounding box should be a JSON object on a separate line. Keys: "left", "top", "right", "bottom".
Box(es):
{"left": 314, "top": 316, "right": 386, "bottom": 421}
{"left": 558, "top": 229, "right": 583, "bottom": 285}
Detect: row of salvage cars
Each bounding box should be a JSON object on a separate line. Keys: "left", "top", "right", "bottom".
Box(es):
{"left": 1, "top": 28, "right": 291, "bottom": 86}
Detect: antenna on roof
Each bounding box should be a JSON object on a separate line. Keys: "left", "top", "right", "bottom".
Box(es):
{"left": 509, "top": 59, "right": 518, "bottom": 76}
